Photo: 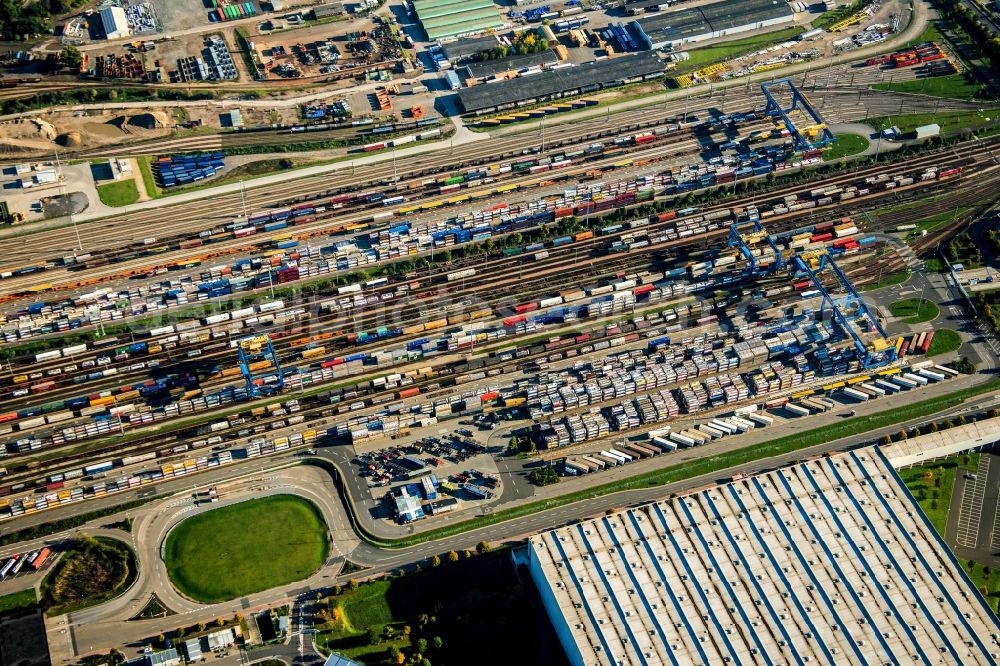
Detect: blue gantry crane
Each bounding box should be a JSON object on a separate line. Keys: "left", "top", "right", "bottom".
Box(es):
{"left": 725, "top": 212, "right": 896, "bottom": 370}
{"left": 727, "top": 213, "right": 785, "bottom": 278}
{"left": 790, "top": 248, "right": 897, "bottom": 369}
{"left": 760, "top": 78, "right": 835, "bottom": 152}
{"left": 236, "top": 334, "right": 284, "bottom": 397}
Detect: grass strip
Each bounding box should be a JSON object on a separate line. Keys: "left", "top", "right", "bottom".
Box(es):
{"left": 0, "top": 588, "right": 37, "bottom": 614}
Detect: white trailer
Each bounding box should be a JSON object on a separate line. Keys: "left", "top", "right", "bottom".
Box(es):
{"left": 730, "top": 417, "right": 755, "bottom": 432}
{"left": 842, "top": 387, "right": 870, "bottom": 402}
{"left": 934, "top": 364, "right": 959, "bottom": 377}
{"left": 651, "top": 436, "right": 677, "bottom": 451}
{"left": 683, "top": 429, "right": 710, "bottom": 445}
{"left": 748, "top": 413, "right": 773, "bottom": 426}
{"left": 710, "top": 420, "right": 737, "bottom": 436}
{"left": 698, "top": 425, "right": 725, "bottom": 440}
{"left": 860, "top": 382, "right": 885, "bottom": 397}
{"left": 607, "top": 448, "right": 632, "bottom": 463}
{"left": 875, "top": 379, "right": 900, "bottom": 393}
{"left": 669, "top": 431, "right": 696, "bottom": 447}
{"left": 903, "top": 372, "right": 929, "bottom": 386}
{"left": 785, "top": 403, "right": 810, "bottom": 417}
{"left": 892, "top": 376, "right": 917, "bottom": 389}
{"left": 598, "top": 452, "right": 621, "bottom": 467}
{"left": 583, "top": 455, "right": 607, "bottom": 470}
{"left": 918, "top": 368, "right": 945, "bottom": 382}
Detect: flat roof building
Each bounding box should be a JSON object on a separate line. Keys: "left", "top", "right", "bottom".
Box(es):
{"left": 526, "top": 446, "right": 1000, "bottom": 666}
{"left": 457, "top": 52, "right": 663, "bottom": 114}
{"left": 412, "top": 0, "right": 505, "bottom": 41}
{"left": 636, "top": 0, "right": 793, "bottom": 50}
{"left": 99, "top": 6, "right": 131, "bottom": 40}
{"left": 441, "top": 34, "right": 506, "bottom": 62}
{"left": 459, "top": 50, "right": 559, "bottom": 81}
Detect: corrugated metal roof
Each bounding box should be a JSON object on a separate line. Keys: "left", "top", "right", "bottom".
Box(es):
{"left": 461, "top": 50, "right": 559, "bottom": 79}
{"left": 638, "top": 0, "right": 792, "bottom": 45}
{"left": 457, "top": 52, "right": 663, "bottom": 112}
{"left": 422, "top": 7, "right": 503, "bottom": 31}
{"left": 413, "top": 0, "right": 503, "bottom": 41}
{"left": 528, "top": 446, "right": 1000, "bottom": 666}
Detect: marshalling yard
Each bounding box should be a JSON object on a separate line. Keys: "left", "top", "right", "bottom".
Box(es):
{"left": 3, "top": 0, "right": 1000, "bottom": 663}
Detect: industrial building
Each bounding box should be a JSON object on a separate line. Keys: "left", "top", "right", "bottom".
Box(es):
{"left": 635, "top": 0, "right": 793, "bottom": 51}
{"left": 412, "top": 0, "right": 505, "bottom": 42}
{"left": 99, "top": 6, "right": 131, "bottom": 40}
{"left": 457, "top": 52, "right": 664, "bottom": 114}
{"left": 459, "top": 50, "right": 559, "bottom": 82}
{"left": 441, "top": 34, "right": 508, "bottom": 63}
{"left": 525, "top": 446, "right": 1000, "bottom": 666}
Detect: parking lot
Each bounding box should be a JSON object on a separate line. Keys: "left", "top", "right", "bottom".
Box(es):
{"left": 353, "top": 430, "right": 490, "bottom": 489}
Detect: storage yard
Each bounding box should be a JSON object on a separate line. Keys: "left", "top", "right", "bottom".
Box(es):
{"left": 0, "top": 97, "right": 990, "bottom": 520}
{"left": 1, "top": 0, "right": 1000, "bottom": 662}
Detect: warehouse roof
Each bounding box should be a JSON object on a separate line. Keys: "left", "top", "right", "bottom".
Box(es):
{"left": 412, "top": 0, "right": 504, "bottom": 41}
{"left": 460, "top": 50, "right": 559, "bottom": 79}
{"left": 442, "top": 34, "right": 504, "bottom": 61}
{"left": 638, "top": 0, "right": 792, "bottom": 46}
{"left": 458, "top": 52, "right": 663, "bottom": 112}
{"left": 528, "top": 446, "right": 1000, "bottom": 666}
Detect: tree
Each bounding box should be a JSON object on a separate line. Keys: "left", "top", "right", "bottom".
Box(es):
{"left": 156, "top": 633, "right": 165, "bottom": 645}
{"left": 529, "top": 466, "right": 560, "bottom": 486}
{"left": 403, "top": 625, "right": 412, "bottom": 636}
{"left": 60, "top": 45, "right": 82, "bottom": 69}
{"left": 366, "top": 626, "right": 381, "bottom": 645}
{"left": 430, "top": 554, "right": 441, "bottom": 567}
{"left": 896, "top": 430, "right": 908, "bottom": 441}
{"left": 333, "top": 584, "right": 343, "bottom": 596}
{"left": 432, "top": 636, "right": 443, "bottom": 650}
{"left": 196, "top": 621, "right": 206, "bottom": 632}
{"left": 395, "top": 652, "right": 406, "bottom": 665}
{"left": 389, "top": 646, "right": 401, "bottom": 660}
{"left": 177, "top": 627, "right": 186, "bottom": 638}
{"left": 446, "top": 550, "right": 459, "bottom": 563}
{"left": 417, "top": 638, "right": 428, "bottom": 653}
{"left": 418, "top": 613, "right": 430, "bottom": 629}
{"left": 476, "top": 540, "right": 491, "bottom": 554}
{"left": 347, "top": 579, "right": 359, "bottom": 591}
{"left": 234, "top": 612, "right": 244, "bottom": 623}
{"left": 927, "top": 420, "right": 939, "bottom": 433}
{"left": 216, "top": 617, "right": 225, "bottom": 627}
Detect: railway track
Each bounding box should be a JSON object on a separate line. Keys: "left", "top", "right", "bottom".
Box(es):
{"left": 3, "top": 131, "right": 991, "bottom": 360}
{"left": 2, "top": 83, "right": 980, "bottom": 266}
{"left": 1, "top": 142, "right": 992, "bottom": 462}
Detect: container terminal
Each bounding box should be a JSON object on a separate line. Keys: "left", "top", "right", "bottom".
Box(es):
{"left": 1, "top": 0, "right": 1000, "bottom": 660}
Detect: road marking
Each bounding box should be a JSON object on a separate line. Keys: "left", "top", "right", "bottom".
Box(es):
{"left": 957, "top": 457, "right": 990, "bottom": 549}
